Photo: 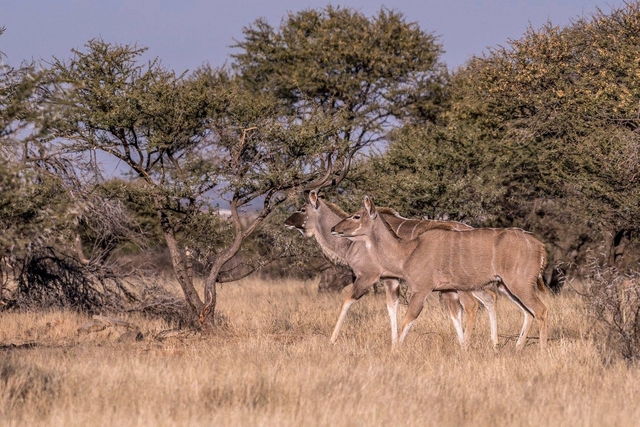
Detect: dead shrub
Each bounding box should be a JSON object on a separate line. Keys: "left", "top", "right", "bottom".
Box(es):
{"left": 583, "top": 261, "right": 640, "bottom": 364}
{"left": 5, "top": 247, "right": 191, "bottom": 327}
{"left": 14, "top": 247, "right": 124, "bottom": 312}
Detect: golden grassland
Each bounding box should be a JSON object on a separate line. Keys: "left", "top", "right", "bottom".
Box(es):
{"left": 1, "top": 278, "right": 639, "bottom": 427}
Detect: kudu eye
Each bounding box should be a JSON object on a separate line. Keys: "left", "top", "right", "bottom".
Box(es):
{"left": 300, "top": 208, "right": 306, "bottom": 213}
{"left": 353, "top": 215, "right": 361, "bottom": 220}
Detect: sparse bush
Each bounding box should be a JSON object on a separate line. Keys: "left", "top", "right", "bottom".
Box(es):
{"left": 584, "top": 260, "right": 640, "bottom": 364}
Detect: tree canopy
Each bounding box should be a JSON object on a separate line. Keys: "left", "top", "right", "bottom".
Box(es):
{"left": 232, "top": 6, "right": 448, "bottom": 149}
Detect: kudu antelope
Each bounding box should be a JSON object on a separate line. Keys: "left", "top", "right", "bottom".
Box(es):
{"left": 331, "top": 196, "right": 548, "bottom": 350}
{"left": 285, "top": 154, "right": 497, "bottom": 347}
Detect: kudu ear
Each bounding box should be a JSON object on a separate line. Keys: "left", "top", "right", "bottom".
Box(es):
{"left": 364, "top": 196, "right": 377, "bottom": 219}
{"left": 309, "top": 190, "right": 320, "bottom": 209}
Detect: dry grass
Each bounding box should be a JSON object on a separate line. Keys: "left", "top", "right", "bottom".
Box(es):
{"left": 1, "top": 278, "right": 639, "bottom": 427}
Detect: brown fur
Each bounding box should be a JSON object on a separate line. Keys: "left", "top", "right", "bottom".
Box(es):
{"left": 322, "top": 199, "right": 349, "bottom": 218}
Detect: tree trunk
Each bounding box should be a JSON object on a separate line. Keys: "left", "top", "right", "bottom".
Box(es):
{"left": 201, "top": 233, "right": 244, "bottom": 328}
{"left": 200, "top": 197, "right": 271, "bottom": 328}
{"left": 200, "top": 199, "right": 246, "bottom": 328}
{"left": 156, "top": 207, "right": 204, "bottom": 324}
{"left": 164, "top": 232, "right": 204, "bottom": 316}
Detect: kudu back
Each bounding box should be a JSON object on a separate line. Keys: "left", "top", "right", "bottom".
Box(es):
{"left": 332, "top": 196, "right": 548, "bottom": 350}
{"left": 285, "top": 190, "right": 498, "bottom": 347}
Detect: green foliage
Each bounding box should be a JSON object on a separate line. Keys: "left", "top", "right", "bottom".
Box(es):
{"left": 202, "top": 67, "right": 350, "bottom": 203}
{"left": 232, "top": 6, "right": 448, "bottom": 146}
{"left": 0, "top": 161, "right": 73, "bottom": 258}
{"left": 354, "top": 124, "right": 501, "bottom": 223}
{"left": 450, "top": 4, "right": 640, "bottom": 230}
{"left": 45, "top": 40, "right": 214, "bottom": 183}
{"left": 1, "top": 33, "right": 74, "bottom": 263}
{"left": 43, "top": 39, "right": 346, "bottom": 218}
{"left": 96, "top": 179, "right": 163, "bottom": 247}
{"left": 41, "top": 41, "right": 230, "bottom": 259}
{"left": 0, "top": 63, "right": 39, "bottom": 138}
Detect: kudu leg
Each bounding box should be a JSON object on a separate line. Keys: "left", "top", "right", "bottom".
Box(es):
{"left": 516, "top": 312, "right": 534, "bottom": 349}
{"left": 398, "top": 290, "right": 430, "bottom": 347}
{"left": 330, "top": 275, "right": 378, "bottom": 344}
{"left": 498, "top": 282, "right": 548, "bottom": 350}
{"left": 440, "top": 291, "right": 466, "bottom": 348}
{"left": 471, "top": 288, "right": 499, "bottom": 347}
{"left": 521, "top": 291, "right": 548, "bottom": 350}
{"left": 383, "top": 279, "right": 400, "bottom": 346}
{"left": 331, "top": 298, "right": 355, "bottom": 344}
{"left": 459, "top": 291, "right": 483, "bottom": 340}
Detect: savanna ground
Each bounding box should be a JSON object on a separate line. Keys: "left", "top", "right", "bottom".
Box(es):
{"left": 1, "top": 278, "right": 639, "bottom": 427}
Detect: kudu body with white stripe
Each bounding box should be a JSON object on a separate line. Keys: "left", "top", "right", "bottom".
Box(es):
{"left": 331, "top": 196, "right": 548, "bottom": 350}
{"left": 285, "top": 191, "right": 498, "bottom": 347}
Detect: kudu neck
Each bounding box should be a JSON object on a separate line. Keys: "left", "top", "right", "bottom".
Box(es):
{"left": 314, "top": 204, "right": 352, "bottom": 263}
{"left": 370, "top": 214, "right": 417, "bottom": 270}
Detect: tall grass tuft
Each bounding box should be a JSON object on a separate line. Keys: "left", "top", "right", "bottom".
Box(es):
{"left": 0, "top": 357, "right": 58, "bottom": 419}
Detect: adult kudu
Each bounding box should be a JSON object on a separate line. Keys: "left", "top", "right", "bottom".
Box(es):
{"left": 331, "top": 196, "right": 549, "bottom": 351}
{"left": 285, "top": 155, "right": 498, "bottom": 347}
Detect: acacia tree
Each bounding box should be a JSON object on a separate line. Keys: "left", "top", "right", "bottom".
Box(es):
{"left": 41, "top": 39, "right": 352, "bottom": 326}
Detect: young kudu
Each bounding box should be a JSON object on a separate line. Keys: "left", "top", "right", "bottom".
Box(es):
{"left": 332, "top": 196, "right": 549, "bottom": 350}
{"left": 285, "top": 190, "right": 498, "bottom": 348}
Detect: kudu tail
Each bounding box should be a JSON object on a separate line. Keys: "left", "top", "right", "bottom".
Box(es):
{"left": 537, "top": 274, "right": 548, "bottom": 294}
{"left": 537, "top": 247, "right": 549, "bottom": 294}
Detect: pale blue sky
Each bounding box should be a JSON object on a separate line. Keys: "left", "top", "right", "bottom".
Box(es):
{"left": 0, "top": 0, "right": 627, "bottom": 72}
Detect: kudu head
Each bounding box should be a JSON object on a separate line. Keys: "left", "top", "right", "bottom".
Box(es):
{"left": 331, "top": 196, "right": 378, "bottom": 240}
{"left": 284, "top": 190, "right": 326, "bottom": 238}
{"left": 284, "top": 147, "right": 357, "bottom": 238}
